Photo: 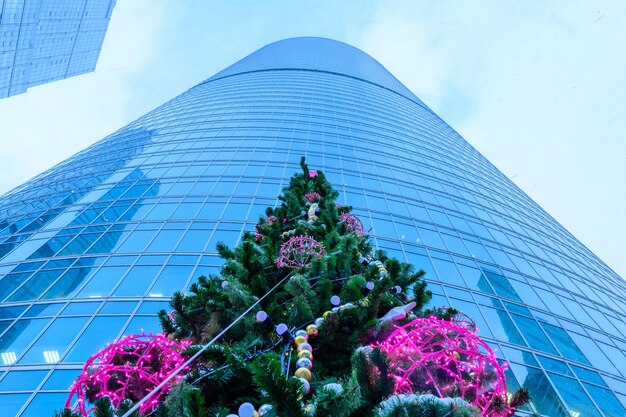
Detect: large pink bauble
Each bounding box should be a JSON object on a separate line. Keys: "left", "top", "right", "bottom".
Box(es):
{"left": 66, "top": 333, "right": 190, "bottom": 416}
{"left": 375, "top": 316, "right": 511, "bottom": 417}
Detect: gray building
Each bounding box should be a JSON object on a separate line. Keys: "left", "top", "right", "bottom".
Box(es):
{"left": 0, "top": 37, "right": 625, "bottom": 416}
{"left": 0, "top": 0, "right": 115, "bottom": 98}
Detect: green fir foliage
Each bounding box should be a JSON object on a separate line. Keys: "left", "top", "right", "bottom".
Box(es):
{"left": 57, "top": 158, "right": 529, "bottom": 417}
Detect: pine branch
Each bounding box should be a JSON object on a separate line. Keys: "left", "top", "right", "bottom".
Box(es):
{"left": 251, "top": 353, "right": 307, "bottom": 417}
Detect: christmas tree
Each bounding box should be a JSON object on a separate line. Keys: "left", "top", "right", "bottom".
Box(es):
{"left": 56, "top": 158, "right": 529, "bottom": 417}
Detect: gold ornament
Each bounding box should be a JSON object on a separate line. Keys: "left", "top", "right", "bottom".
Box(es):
{"left": 322, "top": 310, "right": 332, "bottom": 319}
{"left": 294, "top": 335, "right": 308, "bottom": 346}
{"left": 297, "top": 350, "right": 313, "bottom": 360}
{"left": 295, "top": 367, "right": 312, "bottom": 381}
{"left": 453, "top": 351, "right": 461, "bottom": 360}
{"left": 306, "top": 324, "right": 319, "bottom": 337}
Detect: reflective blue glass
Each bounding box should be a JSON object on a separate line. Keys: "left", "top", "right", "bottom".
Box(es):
{"left": 0, "top": 37, "right": 625, "bottom": 416}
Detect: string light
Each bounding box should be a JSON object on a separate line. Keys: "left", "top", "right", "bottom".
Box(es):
{"left": 66, "top": 333, "right": 191, "bottom": 416}
{"left": 276, "top": 236, "right": 326, "bottom": 268}
{"left": 375, "top": 316, "right": 511, "bottom": 417}
{"left": 341, "top": 212, "right": 364, "bottom": 236}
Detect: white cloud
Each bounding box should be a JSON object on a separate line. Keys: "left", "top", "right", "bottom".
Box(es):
{"left": 359, "top": 0, "right": 626, "bottom": 277}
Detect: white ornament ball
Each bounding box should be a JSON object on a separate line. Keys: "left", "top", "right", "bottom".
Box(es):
{"left": 324, "top": 382, "right": 343, "bottom": 395}
{"left": 256, "top": 310, "right": 268, "bottom": 322}
{"left": 297, "top": 342, "right": 312, "bottom": 353}
{"left": 238, "top": 402, "right": 255, "bottom": 417}
{"left": 258, "top": 404, "right": 273, "bottom": 416}
{"left": 394, "top": 285, "right": 402, "bottom": 294}
{"left": 301, "top": 210, "right": 307, "bottom": 215}
{"left": 227, "top": 415, "right": 238, "bottom": 417}
{"left": 221, "top": 281, "right": 229, "bottom": 289}
{"left": 330, "top": 295, "right": 341, "bottom": 306}
{"left": 276, "top": 323, "right": 288, "bottom": 335}
{"left": 296, "top": 357, "right": 313, "bottom": 370}
{"left": 295, "top": 329, "right": 308, "bottom": 338}
{"left": 314, "top": 317, "right": 324, "bottom": 327}
{"left": 365, "top": 281, "right": 375, "bottom": 290}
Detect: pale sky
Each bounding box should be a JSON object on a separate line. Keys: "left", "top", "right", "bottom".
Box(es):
{"left": 0, "top": 1, "right": 624, "bottom": 278}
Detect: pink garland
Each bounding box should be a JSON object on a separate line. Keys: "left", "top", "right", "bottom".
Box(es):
{"left": 276, "top": 236, "right": 326, "bottom": 268}
{"left": 66, "top": 333, "right": 191, "bottom": 416}
{"left": 375, "top": 316, "right": 511, "bottom": 417}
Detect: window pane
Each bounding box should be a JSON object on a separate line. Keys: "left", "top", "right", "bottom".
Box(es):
{"left": 113, "top": 266, "right": 161, "bottom": 296}
{"left": 64, "top": 316, "right": 128, "bottom": 362}
{"left": 19, "top": 317, "right": 88, "bottom": 364}
{"left": 0, "top": 319, "right": 49, "bottom": 364}
{"left": 548, "top": 373, "right": 601, "bottom": 417}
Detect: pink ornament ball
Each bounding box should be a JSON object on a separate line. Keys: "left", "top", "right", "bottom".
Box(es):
{"left": 341, "top": 213, "right": 364, "bottom": 236}
{"left": 375, "top": 315, "right": 511, "bottom": 417}
{"left": 276, "top": 236, "right": 326, "bottom": 269}
{"left": 65, "top": 333, "right": 191, "bottom": 417}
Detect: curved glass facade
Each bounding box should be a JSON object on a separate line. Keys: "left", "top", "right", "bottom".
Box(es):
{"left": 0, "top": 37, "right": 625, "bottom": 416}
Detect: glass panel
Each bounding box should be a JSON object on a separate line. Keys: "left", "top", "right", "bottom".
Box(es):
{"left": 123, "top": 315, "right": 161, "bottom": 335}
{"left": 100, "top": 301, "right": 138, "bottom": 314}
{"left": 541, "top": 322, "right": 590, "bottom": 365}
{"left": 0, "top": 319, "right": 49, "bottom": 364}
{"left": 176, "top": 230, "right": 211, "bottom": 252}
{"left": 64, "top": 316, "right": 128, "bottom": 362}
{"left": 0, "top": 394, "right": 30, "bottom": 417}
{"left": 8, "top": 269, "right": 64, "bottom": 301}
{"left": 146, "top": 229, "right": 185, "bottom": 252}
{"left": 509, "top": 363, "right": 568, "bottom": 417}
{"left": 43, "top": 267, "right": 99, "bottom": 299}
{"left": 137, "top": 301, "right": 170, "bottom": 315}
{"left": 0, "top": 370, "right": 48, "bottom": 391}
{"left": 42, "top": 369, "right": 82, "bottom": 390}
{"left": 19, "top": 317, "right": 89, "bottom": 364}
{"left": 115, "top": 230, "right": 157, "bottom": 253}
{"left": 76, "top": 266, "right": 128, "bottom": 298}
{"left": 21, "top": 392, "right": 69, "bottom": 417}
{"left": 61, "top": 302, "right": 100, "bottom": 315}
{"left": 431, "top": 258, "right": 465, "bottom": 287}
{"left": 548, "top": 373, "right": 601, "bottom": 417}
{"left": 480, "top": 306, "right": 525, "bottom": 345}
{"left": 483, "top": 270, "right": 521, "bottom": 301}
{"left": 148, "top": 266, "right": 193, "bottom": 297}
{"left": 0, "top": 305, "right": 27, "bottom": 320}
{"left": 113, "top": 266, "right": 161, "bottom": 296}
{"left": 583, "top": 382, "right": 626, "bottom": 417}
{"left": 457, "top": 265, "right": 494, "bottom": 294}
{"left": 510, "top": 314, "right": 557, "bottom": 354}
{"left": 23, "top": 303, "right": 63, "bottom": 317}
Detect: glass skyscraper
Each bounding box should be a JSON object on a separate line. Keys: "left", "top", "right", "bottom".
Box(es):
{"left": 0, "top": 37, "right": 625, "bottom": 416}
{"left": 0, "top": 0, "right": 116, "bottom": 98}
